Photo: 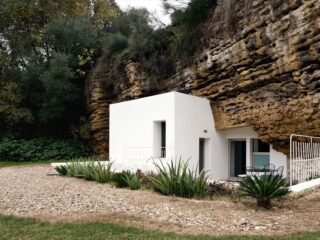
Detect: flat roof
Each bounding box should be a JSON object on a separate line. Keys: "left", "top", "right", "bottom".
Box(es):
{"left": 110, "top": 91, "right": 209, "bottom": 107}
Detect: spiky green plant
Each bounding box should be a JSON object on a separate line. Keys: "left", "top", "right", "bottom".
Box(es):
{"left": 54, "top": 165, "right": 68, "bottom": 176}
{"left": 192, "top": 171, "right": 209, "bottom": 198}
{"left": 87, "top": 162, "right": 113, "bottom": 183}
{"left": 124, "top": 174, "right": 142, "bottom": 190}
{"left": 65, "top": 158, "right": 97, "bottom": 178}
{"left": 112, "top": 171, "right": 132, "bottom": 188}
{"left": 149, "top": 158, "right": 208, "bottom": 199}
{"left": 65, "top": 160, "right": 113, "bottom": 183}
{"left": 66, "top": 162, "right": 86, "bottom": 178}
{"left": 239, "top": 174, "right": 290, "bottom": 209}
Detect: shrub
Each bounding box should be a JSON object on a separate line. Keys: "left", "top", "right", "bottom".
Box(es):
{"left": 105, "top": 33, "right": 128, "bottom": 55}
{"left": 0, "top": 138, "right": 91, "bottom": 162}
{"left": 86, "top": 161, "right": 113, "bottom": 183}
{"left": 54, "top": 160, "right": 142, "bottom": 188}
{"left": 111, "top": 171, "right": 132, "bottom": 188}
{"left": 124, "top": 174, "right": 142, "bottom": 190}
{"left": 55, "top": 165, "right": 68, "bottom": 176}
{"left": 57, "top": 160, "right": 113, "bottom": 184}
{"left": 239, "top": 175, "right": 290, "bottom": 209}
{"left": 171, "top": 0, "right": 218, "bottom": 27}
{"left": 149, "top": 158, "right": 208, "bottom": 199}
{"left": 66, "top": 161, "right": 87, "bottom": 178}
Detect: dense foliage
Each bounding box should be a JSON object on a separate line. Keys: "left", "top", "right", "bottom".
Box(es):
{"left": 0, "top": 0, "right": 218, "bottom": 160}
{"left": 149, "top": 159, "right": 208, "bottom": 199}
{"left": 0, "top": 138, "right": 91, "bottom": 162}
{"left": 240, "top": 175, "right": 290, "bottom": 209}
{"left": 0, "top": 0, "right": 119, "bottom": 139}
{"left": 104, "top": 0, "right": 218, "bottom": 89}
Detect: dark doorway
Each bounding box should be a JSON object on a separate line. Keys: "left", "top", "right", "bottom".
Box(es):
{"left": 161, "top": 122, "right": 166, "bottom": 158}
{"left": 230, "top": 140, "right": 246, "bottom": 177}
{"left": 199, "top": 138, "right": 205, "bottom": 173}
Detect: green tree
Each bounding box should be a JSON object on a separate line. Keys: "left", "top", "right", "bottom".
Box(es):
{"left": 0, "top": 81, "right": 33, "bottom": 130}
{"left": 0, "top": 0, "right": 120, "bottom": 138}
{"left": 104, "top": 8, "right": 175, "bottom": 86}
{"left": 92, "top": 0, "right": 119, "bottom": 29}
{"left": 39, "top": 53, "right": 79, "bottom": 122}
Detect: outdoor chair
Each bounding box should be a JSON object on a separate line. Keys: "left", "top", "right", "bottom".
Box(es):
{"left": 264, "top": 163, "right": 275, "bottom": 171}
{"left": 264, "top": 163, "right": 275, "bottom": 176}
{"left": 274, "top": 166, "right": 284, "bottom": 177}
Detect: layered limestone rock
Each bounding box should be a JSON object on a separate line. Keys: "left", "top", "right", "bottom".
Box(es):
{"left": 89, "top": 0, "right": 320, "bottom": 157}
{"left": 88, "top": 59, "right": 149, "bottom": 157}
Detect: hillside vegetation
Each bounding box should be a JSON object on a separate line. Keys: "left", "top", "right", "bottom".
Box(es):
{"left": 0, "top": 0, "right": 217, "bottom": 157}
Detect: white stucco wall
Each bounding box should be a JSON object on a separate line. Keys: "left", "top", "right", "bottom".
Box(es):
{"left": 173, "top": 93, "right": 227, "bottom": 179}
{"left": 270, "top": 146, "right": 287, "bottom": 178}
{"left": 173, "top": 93, "right": 212, "bottom": 169}
{"left": 109, "top": 92, "right": 176, "bottom": 171}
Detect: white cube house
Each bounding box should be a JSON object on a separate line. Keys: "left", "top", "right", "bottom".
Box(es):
{"left": 109, "top": 92, "right": 287, "bottom": 180}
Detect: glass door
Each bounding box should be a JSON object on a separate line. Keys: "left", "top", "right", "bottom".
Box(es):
{"left": 229, "top": 140, "right": 246, "bottom": 177}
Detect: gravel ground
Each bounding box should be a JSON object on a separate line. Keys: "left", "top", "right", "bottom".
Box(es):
{"left": 0, "top": 165, "right": 319, "bottom": 236}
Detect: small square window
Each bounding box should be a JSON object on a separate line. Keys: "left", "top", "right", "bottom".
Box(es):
{"left": 252, "top": 139, "right": 269, "bottom": 152}
{"left": 252, "top": 139, "right": 270, "bottom": 168}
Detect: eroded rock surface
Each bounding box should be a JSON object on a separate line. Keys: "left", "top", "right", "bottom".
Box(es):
{"left": 89, "top": 0, "right": 320, "bottom": 157}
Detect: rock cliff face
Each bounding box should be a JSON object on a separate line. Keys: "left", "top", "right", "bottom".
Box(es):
{"left": 89, "top": 0, "right": 320, "bottom": 158}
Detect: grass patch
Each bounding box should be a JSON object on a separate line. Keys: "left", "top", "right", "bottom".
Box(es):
{"left": 0, "top": 215, "right": 319, "bottom": 240}
{"left": 0, "top": 161, "right": 53, "bottom": 168}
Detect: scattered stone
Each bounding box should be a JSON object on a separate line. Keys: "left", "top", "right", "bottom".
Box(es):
{"left": 0, "top": 165, "right": 319, "bottom": 236}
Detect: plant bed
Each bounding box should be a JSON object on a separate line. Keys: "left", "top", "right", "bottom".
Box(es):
{"left": 55, "top": 158, "right": 209, "bottom": 199}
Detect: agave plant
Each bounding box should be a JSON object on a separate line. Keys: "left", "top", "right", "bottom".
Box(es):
{"left": 66, "top": 162, "right": 86, "bottom": 178}
{"left": 85, "top": 161, "right": 113, "bottom": 183}
{"left": 65, "top": 160, "right": 113, "bottom": 184}
{"left": 149, "top": 158, "right": 208, "bottom": 199}
{"left": 239, "top": 174, "right": 290, "bottom": 209}
{"left": 112, "top": 171, "right": 132, "bottom": 188}
{"left": 55, "top": 165, "right": 68, "bottom": 176}
{"left": 124, "top": 173, "right": 142, "bottom": 190}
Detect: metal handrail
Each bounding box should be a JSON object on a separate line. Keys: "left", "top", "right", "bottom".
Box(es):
{"left": 290, "top": 134, "right": 320, "bottom": 186}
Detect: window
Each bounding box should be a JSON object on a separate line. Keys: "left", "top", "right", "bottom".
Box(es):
{"left": 251, "top": 139, "right": 270, "bottom": 168}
